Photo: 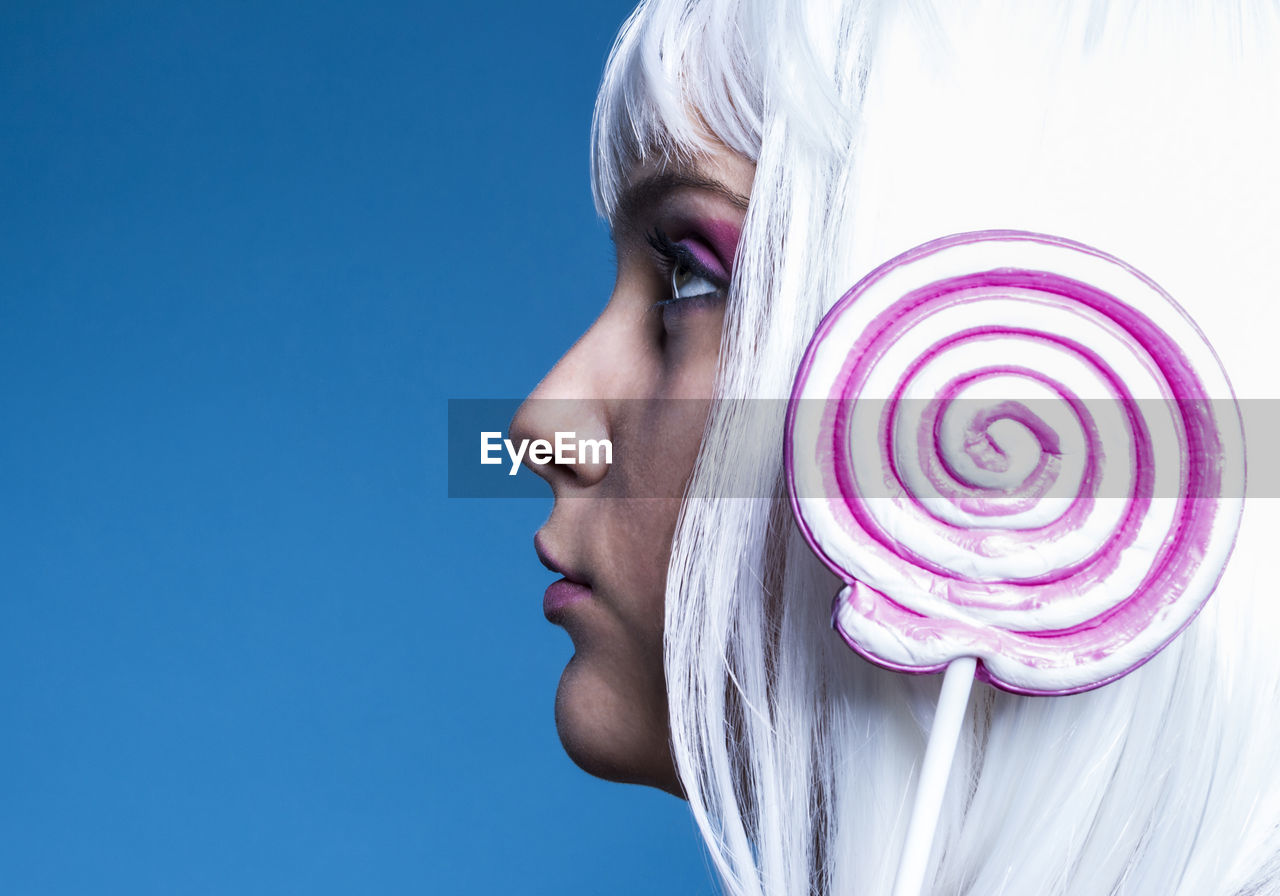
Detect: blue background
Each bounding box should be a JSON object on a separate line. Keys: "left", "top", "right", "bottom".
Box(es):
{"left": 0, "top": 2, "right": 716, "bottom": 893}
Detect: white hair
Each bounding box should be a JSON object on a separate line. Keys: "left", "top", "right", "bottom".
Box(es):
{"left": 592, "top": 1, "right": 1280, "bottom": 894}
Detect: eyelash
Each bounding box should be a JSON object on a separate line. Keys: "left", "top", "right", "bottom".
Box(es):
{"left": 645, "top": 228, "right": 729, "bottom": 308}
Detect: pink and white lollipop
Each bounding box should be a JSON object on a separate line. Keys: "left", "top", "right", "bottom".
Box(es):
{"left": 785, "top": 230, "right": 1245, "bottom": 896}
{"left": 786, "top": 230, "right": 1245, "bottom": 696}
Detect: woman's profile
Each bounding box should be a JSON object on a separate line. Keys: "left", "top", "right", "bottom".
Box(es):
{"left": 511, "top": 1, "right": 1280, "bottom": 893}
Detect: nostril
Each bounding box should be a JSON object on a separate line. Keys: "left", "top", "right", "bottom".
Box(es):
{"left": 508, "top": 397, "right": 611, "bottom": 489}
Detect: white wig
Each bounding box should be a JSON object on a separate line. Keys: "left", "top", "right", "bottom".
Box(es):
{"left": 592, "top": 1, "right": 1280, "bottom": 894}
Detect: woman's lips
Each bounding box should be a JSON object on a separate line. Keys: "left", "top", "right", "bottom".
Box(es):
{"left": 543, "top": 579, "right": 592, "bottom": 621}
{"left": 534, "top": 533, "right": 592, "bottom": 622}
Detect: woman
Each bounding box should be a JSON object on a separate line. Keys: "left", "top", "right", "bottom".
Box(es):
{"left": 512, "top": 1, "right": 1280, "bottom": 893}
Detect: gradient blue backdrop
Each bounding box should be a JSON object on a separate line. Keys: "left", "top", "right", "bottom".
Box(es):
{"left": 0, "top": 2, "right": 717, "bottom": 893}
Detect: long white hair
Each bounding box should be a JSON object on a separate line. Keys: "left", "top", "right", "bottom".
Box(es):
{"left": 592, "top": 1, "right": 1280, "bottom": 893}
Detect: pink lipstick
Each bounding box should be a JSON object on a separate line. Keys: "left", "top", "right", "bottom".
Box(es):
{"left": 535, "top": 533, "right": 592, "bottom": 621}
{"left": 543, "top": 579, "right": 591, "bottom": 620}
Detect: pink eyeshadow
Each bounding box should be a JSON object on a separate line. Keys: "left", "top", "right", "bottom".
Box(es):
{"left": 686, "top": 218, "right": 742, "bottom": 278}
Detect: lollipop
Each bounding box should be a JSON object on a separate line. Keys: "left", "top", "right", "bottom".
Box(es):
{"left": 784, "top": 230, "right": 1245, "bottom": 895}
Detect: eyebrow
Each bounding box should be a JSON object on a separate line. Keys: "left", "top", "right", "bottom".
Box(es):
{"left": 613, "top": 169, "right": 750, "bottom": 232}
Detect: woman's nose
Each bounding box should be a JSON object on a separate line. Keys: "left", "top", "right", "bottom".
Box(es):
{"left": 509, "top": 340, "right": 612, "bottom": 493}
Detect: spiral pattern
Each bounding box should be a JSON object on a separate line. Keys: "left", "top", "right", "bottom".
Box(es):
{"left": 786, "top": 231, "right": 1245, "bottom": 694}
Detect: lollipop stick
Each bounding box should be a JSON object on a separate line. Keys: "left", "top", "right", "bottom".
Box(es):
{"left": 892, "top": 656, "right": 977, "bottom": 896}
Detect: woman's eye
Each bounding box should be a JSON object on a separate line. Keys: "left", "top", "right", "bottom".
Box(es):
{"left": 671, "top": 261, "right": 720, "bottom": 301}
{"left": 650, "top": 229, "right": 732, "bottom": 313}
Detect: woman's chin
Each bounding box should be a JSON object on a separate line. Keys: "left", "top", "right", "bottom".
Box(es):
{"left": 553, "top": 653, "right": 683, "bottom": 797}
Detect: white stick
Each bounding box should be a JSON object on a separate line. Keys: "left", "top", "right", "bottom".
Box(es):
{"left": 892, "top": 657, "right": 977, "bottom": 896}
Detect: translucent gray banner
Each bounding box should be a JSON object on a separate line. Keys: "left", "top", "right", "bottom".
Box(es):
{"left": 447, "top": 398, "right": 1278, "bottom": 499}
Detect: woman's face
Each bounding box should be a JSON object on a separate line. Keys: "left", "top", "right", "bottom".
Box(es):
{"left": 510, "top": 145, "right": 753, "bottom": 794}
